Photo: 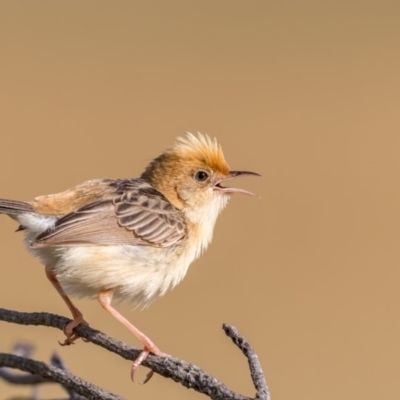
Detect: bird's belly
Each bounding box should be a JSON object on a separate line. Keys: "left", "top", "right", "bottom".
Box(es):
{"left": 52, "top": 244, "right": 191, "bottom": 307}
{"left": 24, "top": 231, "right": 60, "bottom": 266}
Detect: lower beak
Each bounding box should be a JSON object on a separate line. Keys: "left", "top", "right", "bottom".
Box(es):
{"left": 214, "top": 170, "right": 261, "bottom": 196}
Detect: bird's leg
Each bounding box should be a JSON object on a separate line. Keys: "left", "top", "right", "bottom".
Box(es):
{"left": 98, "top": 289, "right": 165, "bottom": 383}
{"left": 45, "top": 266, "right": 89, "bottom": 345}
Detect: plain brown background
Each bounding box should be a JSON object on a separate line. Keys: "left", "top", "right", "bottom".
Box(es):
{"left": 1, "top": 1, "right": 400, "bottom": 399}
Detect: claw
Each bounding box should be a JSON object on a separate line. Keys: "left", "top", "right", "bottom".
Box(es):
{"left": 58, "top": 316, "right": 90, "bottom": 346}
{"left": 130, "top": 348, "right": 166, "bottom": 384}
{"left": 58, "top": 332, "right": 79, "bottom": 346}
{"left": 140, "top": 370, "right": 155, "bottom": 385}
{"left": 131, "top": 349, "right": 150, "bottom": 383}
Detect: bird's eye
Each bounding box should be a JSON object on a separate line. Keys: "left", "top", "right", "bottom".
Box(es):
{"left": 194, "top": 170, "right": 209, "bottom": 182}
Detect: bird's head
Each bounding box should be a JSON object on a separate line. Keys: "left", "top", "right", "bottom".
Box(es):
{"left": 141, "top": 133, "right": 259, "bottom": 222}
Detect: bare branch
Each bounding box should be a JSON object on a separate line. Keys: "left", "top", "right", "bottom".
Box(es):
{"left": 0, "top": 307, "right": 267, "bottom": 400}
{"left": 223, "top": 324, "right": 270, "bottom": 400}
{"left": 0, "top": 342, "right": 48, "bottom": 389}
{"left": 0, "top": 364, "right": 47, "bottom": 386}
{"left": 0, "top": 353, "right": 122, "bottom": 400}
{"left": 50, "top": 352, "right": 89, "bottom": 399}
{"left": 0, "top": 344, "right": 88, "bottom": 399}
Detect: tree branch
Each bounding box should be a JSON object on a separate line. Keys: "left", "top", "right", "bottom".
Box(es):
{"left": 0, "top": 307, "right": 268, "bottom": 400}
{"left": 0, "top": 345, "right": 88, "bottom": 399}
{"left": 223, "top": 324, "right": 270, "bottom": 400}
{"left": 0, "top": 353, "right": 121, "bottom": 400}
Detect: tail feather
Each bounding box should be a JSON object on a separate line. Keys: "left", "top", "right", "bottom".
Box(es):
{"left": 0, "top": 199, "right": 34, "bottom": 215}
{"left": 0, "top": 198, "right": 57, "bottom": 233}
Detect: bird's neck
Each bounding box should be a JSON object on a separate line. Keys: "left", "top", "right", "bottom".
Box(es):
{"left": 183, "top": 196, "right": 230, "bottom": 260}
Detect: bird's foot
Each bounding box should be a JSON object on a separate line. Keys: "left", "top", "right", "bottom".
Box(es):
{"left": 59, "top": 316, "right": 90, "bottom": 346}
{"left": 131, "top": 343, "right": 166, "bottom": 384}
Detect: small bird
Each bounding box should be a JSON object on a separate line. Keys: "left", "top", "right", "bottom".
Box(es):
{"left": 0, "top": 133, "right": 259, "bottom": 381}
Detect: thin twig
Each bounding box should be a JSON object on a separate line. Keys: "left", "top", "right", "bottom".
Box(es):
{"left": 223, "top": 324, "right": 270, "bottom": 400}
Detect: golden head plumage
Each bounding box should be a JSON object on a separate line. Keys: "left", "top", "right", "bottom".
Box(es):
{"left": 172, "top": 132, "right": 229, "bottom": 176}
{"left": 141, "top": 133, "right": 234, "bottom": 209}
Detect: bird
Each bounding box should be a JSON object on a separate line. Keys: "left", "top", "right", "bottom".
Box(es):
{"left": 0, "top": 132, "right": 259, "bottom": 381}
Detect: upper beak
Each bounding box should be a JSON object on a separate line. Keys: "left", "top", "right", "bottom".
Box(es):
{"left": 214, "top": 170, "right": 261, "bottom": 196}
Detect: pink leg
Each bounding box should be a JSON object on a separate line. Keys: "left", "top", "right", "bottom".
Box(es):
{"left": 45, "top": 266, "right": 89, "bottom": 345}
{"left": 98, "top": 289, "right": 165, "bottom": 383}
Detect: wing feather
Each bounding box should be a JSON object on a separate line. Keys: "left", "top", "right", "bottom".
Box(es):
{"left": 33, "top": 183, "right": 186, "bottom": 248}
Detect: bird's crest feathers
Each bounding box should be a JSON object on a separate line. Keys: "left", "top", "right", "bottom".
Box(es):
{"left": 170, "top": 132, "right": 229, "bottom": 175}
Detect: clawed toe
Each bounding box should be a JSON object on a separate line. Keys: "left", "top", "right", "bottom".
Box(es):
{"left": 131, "top": 347, "right": 165, "bottom": 384}
{"left": 59, "top": 317, "right": 90, "bottom": 346}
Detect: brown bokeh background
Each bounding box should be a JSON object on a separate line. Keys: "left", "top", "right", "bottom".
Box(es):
{"left": 1, "top": 2, "right": 400, "bottom": 399}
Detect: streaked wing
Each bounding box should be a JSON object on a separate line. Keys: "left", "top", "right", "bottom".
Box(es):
{"left": 33, "top": 189, "right": 185, "bottom": 248}
{"left": 114, "top": 191, "right": 185, "bottom": 247}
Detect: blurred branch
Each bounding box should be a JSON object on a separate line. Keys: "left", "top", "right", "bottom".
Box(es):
{"left": 0, "top": 345, "right": 89, "bottom": 400}
{"left": 0, "top": 307, "right": 269, "bottom": 400}
{"left": 0, "top": 353, "right": 121, "bottom": 400}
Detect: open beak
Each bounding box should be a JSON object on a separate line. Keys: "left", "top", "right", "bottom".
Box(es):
{"left": 214, "top": 170, "right": 261, "bottom": 196}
